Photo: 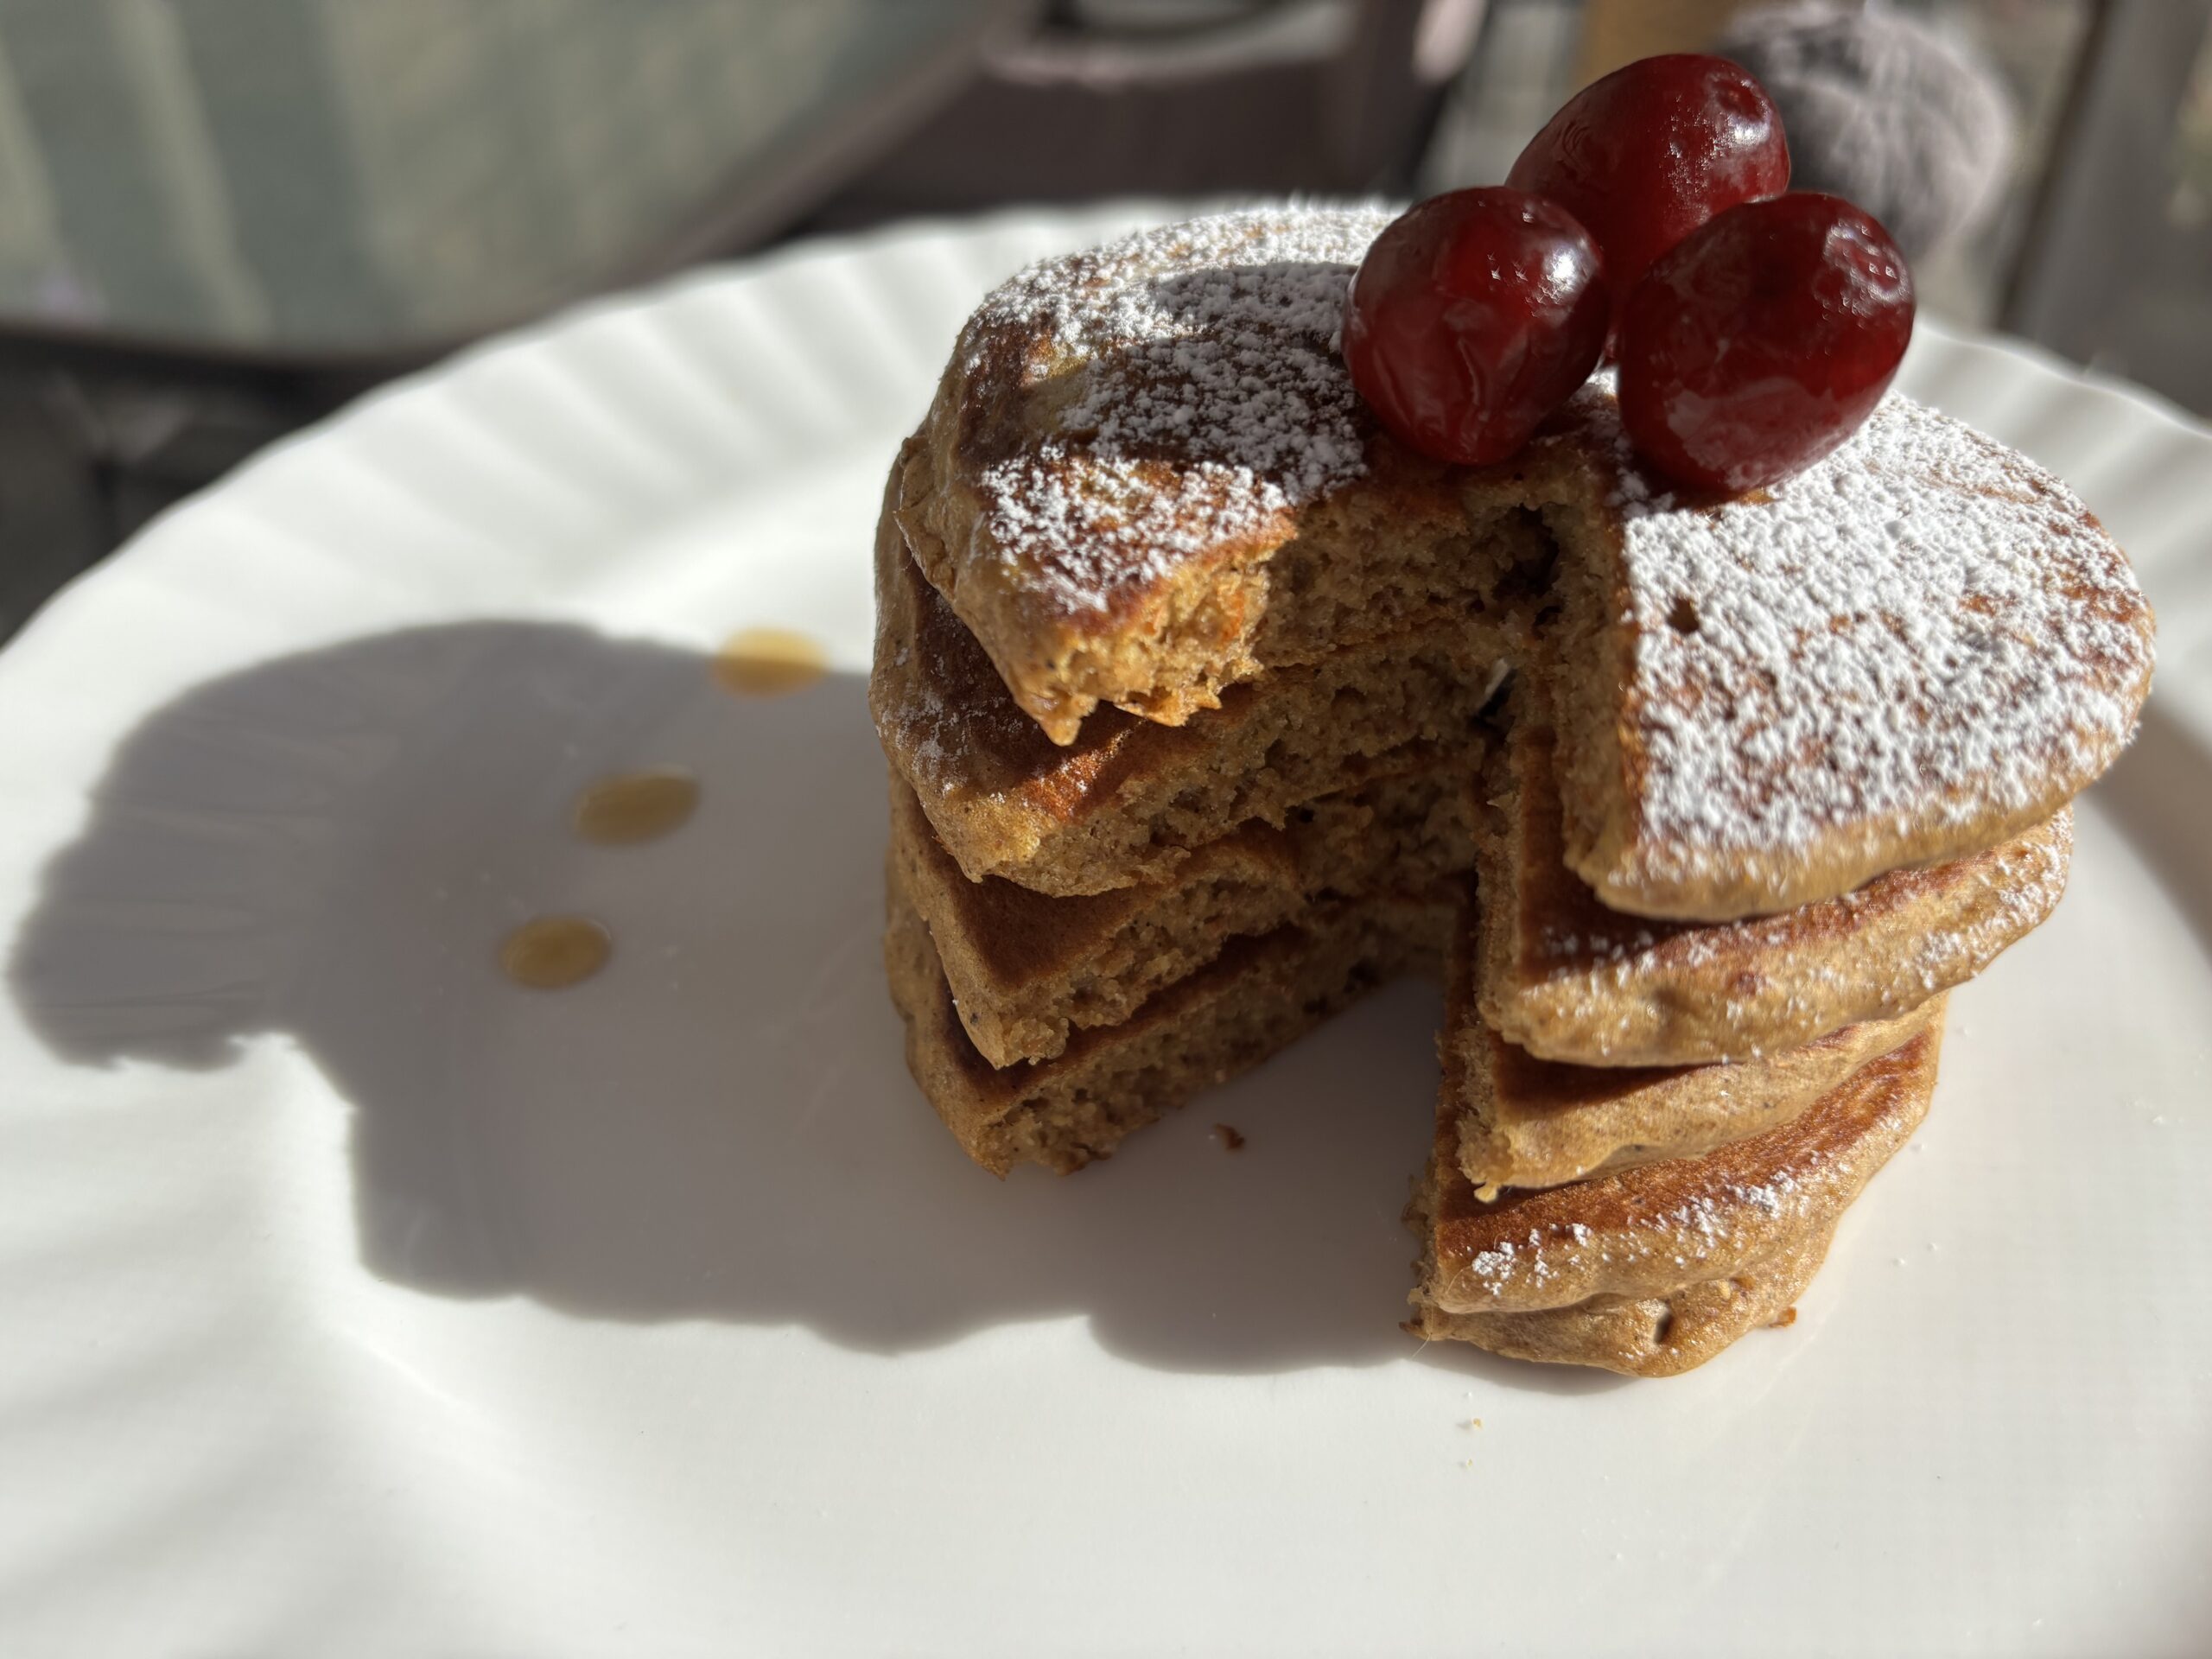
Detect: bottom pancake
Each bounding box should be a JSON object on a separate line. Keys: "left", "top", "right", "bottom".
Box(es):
{"left": 886, "top": 865, "right": 1448, "bottom": 1176}
{"left": 1407, "top": 1022, "right": 1942, "bottom": 1376}
{"left": 1408, "top": 1223, "right": 1835, "bottom": 1379}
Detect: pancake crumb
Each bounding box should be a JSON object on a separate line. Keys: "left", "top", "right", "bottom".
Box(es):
{"left": 1213, "top": 1123, "right": 1246, "bottom": 1151}
{"left": 1772, "top": 1306, "right": 1799, "bottom": 1328}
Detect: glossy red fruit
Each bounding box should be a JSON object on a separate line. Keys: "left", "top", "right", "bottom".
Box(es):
{"left": 1508, "top": 54, "right": 1789, "bottom": 342}
{"left": 1341, "top": 188, "right": 1611, "bottom": 467}
{"left": 1617, "top": 192, "right": 1916, "bottom": 493}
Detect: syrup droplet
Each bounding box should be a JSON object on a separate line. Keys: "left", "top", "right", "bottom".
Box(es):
{"left": 499, "top": 916, "right": 611, "bottom": 989}
{"left": 573, "top": 768, "right": 700, "bottom": 845}
{"left": 713, "top": 627, "right": 826, "bottom": 696}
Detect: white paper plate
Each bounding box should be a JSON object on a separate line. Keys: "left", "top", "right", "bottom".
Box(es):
{"left": 2, "top": 205, "right": 2207, "bottom": 1656}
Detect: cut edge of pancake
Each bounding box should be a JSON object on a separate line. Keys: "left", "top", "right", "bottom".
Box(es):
{"left": 893, "top": 760, "right": 1476, "bottom": 1069}
{"left": 883, "top": 861, "right": 1449, "bottom": 1177}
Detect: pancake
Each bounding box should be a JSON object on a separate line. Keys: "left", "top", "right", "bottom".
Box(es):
{"left": 1474, "top": 721, "right": 2068, "bottom": 1066}
{"left": 892, "top": 761, "right": 1474, "bottom": 1068}
{"left": 869, "top": 203, "right": 2139, "bottom": 1374}
{"left": 1408, "top": 1222, "right": 1836, "bottom": 1379}
{"left": 1535, "top": 385, "right": 2153, "bottom": 922}
{"left": 893, "top": 207, "right": 1554, "bottom": 745}
{"left": 1408, "top": 1025, "right": 1940, "bottom": 1370}
{"left": 899, "top": 206, "right": 2152, "bottom": 918}
{"left": 884, "top": 867, "right": 1449, "bottom": 1177}
{"left": 872, "top": 469, "right": 1506, "bottom": 897}
{"left": 1443, "top": 869, "right": 1942, "bottom": 1191}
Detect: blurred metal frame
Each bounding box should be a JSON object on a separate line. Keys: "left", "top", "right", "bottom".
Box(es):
{"left": 0, "top": 0, "right": 1041, "bottom": 392}
{"left": 2002, "top": 0, "right": 2212, "bottom": 407}
{"left": 0, "top": 0, "right": 1040, "bottom": 634}
{"left": 801, "top": 0, "right": 1486, "bottom": 230}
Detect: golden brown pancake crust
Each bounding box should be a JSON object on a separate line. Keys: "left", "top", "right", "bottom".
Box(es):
{"left": 1408, "top": 1222, "right": 1834, "bottom": 1379}
{"left": 893, "top": 763, "right": 1474, "bottom": 1067}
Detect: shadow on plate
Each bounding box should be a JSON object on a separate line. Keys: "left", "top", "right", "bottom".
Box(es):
{"left": 7, "top": 620, "right": 1624, "bottom": 1393}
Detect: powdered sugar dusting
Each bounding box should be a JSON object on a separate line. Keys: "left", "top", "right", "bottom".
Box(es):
{"left": 1563, "top": 385, "right": 2154, "bottom": 874}
{"left": 961, "top": 207, "right": 1394, "bottom": 615}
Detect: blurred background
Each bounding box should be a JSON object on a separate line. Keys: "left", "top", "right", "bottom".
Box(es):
{"left": 0, "top": 0, "right": 2205, "bottom": 637}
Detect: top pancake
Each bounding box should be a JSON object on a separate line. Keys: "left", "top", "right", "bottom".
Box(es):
{"left": 1534, "top": 384, "right": 2154, "bottom": 919}
{"left": 904, "top": 206, "right": 2154, "bottom": 920}
{"left": 897, "top": 207, "right": 1542, "bottom": 746}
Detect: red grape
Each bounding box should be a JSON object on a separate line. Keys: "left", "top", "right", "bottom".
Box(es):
{"left": 1342, "top": 188, "right": 1611, "bottom": 467}
{"left": 1616, "top": 193, "right": 1916, "bottom": 493}
{"left": 1507, "top": 54, "right": 1789, "bottom": 343}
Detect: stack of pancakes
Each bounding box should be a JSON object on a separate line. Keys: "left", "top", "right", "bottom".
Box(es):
{"left": 870, "top": 210, "right": 2154, "bottom": 1376}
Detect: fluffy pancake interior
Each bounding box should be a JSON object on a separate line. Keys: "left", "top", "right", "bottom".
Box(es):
{"left": 892, "top": 762, "right": 1476, "bottom": 1067}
